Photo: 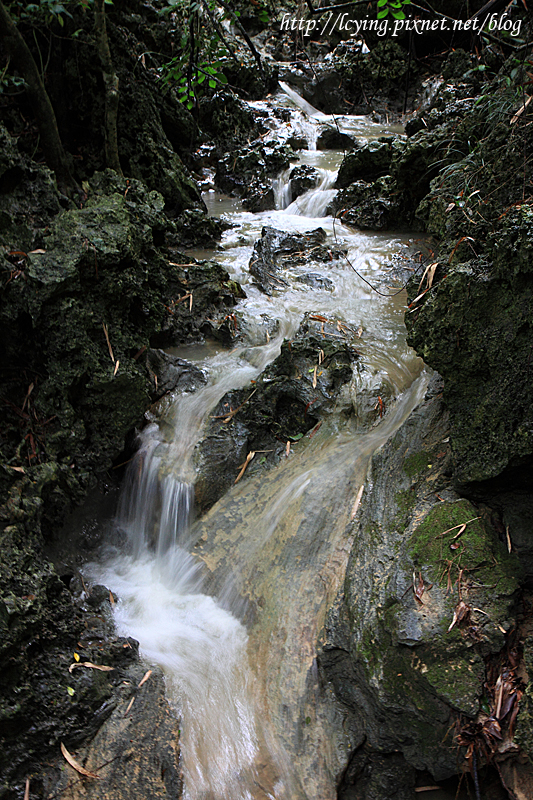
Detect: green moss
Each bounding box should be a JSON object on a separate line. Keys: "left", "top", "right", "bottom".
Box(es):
{"left": 410, "top": 499, "right": 521, "bottom": 594}
{"left": 394, "top": 489, "right": 417, "bottom": 526}
{"left": 403, "top": 451, "right": 432, "bottom": 478}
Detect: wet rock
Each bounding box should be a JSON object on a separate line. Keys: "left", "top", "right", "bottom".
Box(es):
{"left": 316, "top": 127, "right": 356, "bottom": 151}
{"left": 335, "top": 139, "right": 396, "bottom": 188}
{"left": 215, "top": 142, "right": 297, "bottom": 205}
{"left": 43, "top": 664, "right": 182, "bottom": 800}
{"left": 0, "top": 124, "right": 64, "bottom": 252}
{"left": 198, "top": 92, "right": 262, "bottom": 150}
{"left": 302, "top": 69, "right": 350, "bottom": 115}
{"left": 406, "top": 206, "right": 533, "bottom": 483}
{"left": 320, "top": 381, "right": 520, "bottom": 785}
{"left": 328, "top": 177, "right": 400, "bottom": 230}
{"left": 0, "top": 171, "right": 242, "bottom": 486}
{"left": 296, "top": 273, "right": 334, "bottom": 291}
{"left": 248, "top": 226, "right": 346, "bottom": 294}
{"left": 289, "top": 165, "right": 321, "bottom": 201}
{"left": 242, "top": 178, "right": 275, "bottom": 212}
{"left": 339, "top": 747, "right": 416, "bottom": 800}
{"left": 170, "top": 208, "right": 228, "bottom": 249}
{"left": 194, "top": 318, "right": 361, "bottom": 513}
{"left": 145, "top": 350, "right": 207, "bottom": 400}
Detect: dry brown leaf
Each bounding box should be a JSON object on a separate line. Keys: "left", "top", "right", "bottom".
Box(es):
{"left": 124, "top": 696, "right": 135, "bottom": 716}
{"left": 418, "top": 262, "right": 438, "bottom": 292}
{"left": 285, "top": 440, "right": 290, "bottom": 457}
{"left": 113, "top": 360, "right": 120, "bottom": 377}
{"left": 506, "top": 526, "right": 512, "bottom": 553}
{"left": 138, "top": 669, "right": 152, "bottom": 688}
{"left": 109, "top": 590, "right": 115, "bottom": 605}
{"left": 9, "top": 466, "right": 25, "bottom": 473}
{"left": 445, "top": 202, "right": 455, "bottom": 213}
{"left": 312, "top": 366, "right": 317, "bottom": 389}
{"left": 69, "top": 662, "right": 115, "bottom": 674}
{"left": 102, "top": 323, "right": 115, "bottom": 363}
{"left": 415, "top": 788, "right": 441, "bottom": 793}
{"left": 29, "top": 248, "right": 46, "bottom": 254}
{"left": 448, "top": 600, "right": 471, "bottom": 632}
{"left": 24, "top": 778, "right": 30, "bottom": 800}
{"left": 60, "top": 742, "right": 100, "bottom": 779}
{"left": 350, "top": 484, "right": 364, "bottom": 521}
{"left": 511, "top": 94, "right": 532, "bottom": 124}
{"left": 235, "top": 451, "right": 255, "bottom": 484}
{"left": 318, "top": 349, "right": 324, "bottom": 365}
{"left": 436, "top": 517, "right": 479, "bottom": 538}
{"left": 413, "top": 572, "right": 426, "bottom": 604}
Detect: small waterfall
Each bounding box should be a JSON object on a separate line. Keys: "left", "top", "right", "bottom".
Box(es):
{"left": 284, "top": 169, "right": 337, "bottom": 217}
{"left": 84, "top": 88, "right": 424, "bottom": 800}
{"left": 273, "top": 168, "right": 293, "bottom": 210}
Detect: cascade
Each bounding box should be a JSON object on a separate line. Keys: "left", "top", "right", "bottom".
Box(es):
{"left": 86, "top": 85, "right": 426, "bottom": 799}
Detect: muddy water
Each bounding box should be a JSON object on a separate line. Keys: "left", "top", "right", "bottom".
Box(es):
{"left": 87, "top": 87, "right": 429, "bottom": 800}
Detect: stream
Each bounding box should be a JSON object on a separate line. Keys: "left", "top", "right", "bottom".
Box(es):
{"left": 85, "top": 86, "right": 428, "bottom": 800}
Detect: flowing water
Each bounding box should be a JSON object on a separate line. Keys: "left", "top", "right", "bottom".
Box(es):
{"left": 86, "top": 86, "right": 430, "bottom": 799}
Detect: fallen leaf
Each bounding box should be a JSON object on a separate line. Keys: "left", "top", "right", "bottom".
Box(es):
{"left": 113, "top": 360, "right": 120, "bottom": 377}
{"left": 415, "top": 788, "right": 441, "bottom": 793}
{"left": 124, "top": 696, "right": 135, "bottom": 716}
{"left": 69, "top": 662, "right": 115, "bottom": 674}
{"left": 350, "top": 484, "right": 364, "bottom": 521}
{"left": 102, "top": 323, "right": 114, "bottom": 363}
{"left": 506, "top": 526, "right": 512, "bottom": 553}
{"left": 510, "top": 94, "right": 532, "bottom": 124}
{"left": 413, "top": 571, "right": 426, "bottom": 604}
{"left": 312, "top": 366, "right": 317, "bottom": 389}
{"left": 74, "top": 652, "right": 80, "bottom": 662}
{"left": 448, "top": 600, "right": 471, "bottom": 632}
{"left": 109, "top": 590, "right": 115, "bottom": 605}
{"left": 418, "top": 262, "right": 438, "bottom": 292}
{"left": 285, "top": 440, "right": 290, "bottom": 457}
{"left": 235, "top": 451, "right": 255, "bottom": 483}
{"left": 60, "top": 742, "right": 100, "bottom": 779}
{"left": 138, "top": 669, "right": 152, "bottom": 688}
{"left": 24, "top": 778, "right": 30, "bottom": 800}
{"left": 29, "top": 248, "right": 46, "bottom": 254}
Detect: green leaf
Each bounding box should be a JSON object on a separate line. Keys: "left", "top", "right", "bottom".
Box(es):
{"left": 67, "top": 686, "right": 75, "bottom": 696}
{"left": 218, "top": 73, "right": 228, "bottom": 84}
{"left": 391, "top": 9, "right": 405, "bottom": 17}
{"left": 377, "top": 8, "right": 388, "bottom": 17}
{"left": 208, "top": 79, "right": 217, "bottom": 88}
{"left": 197, "top": 73, "right": 206, "bottom": 83}
{"left": 377, "top": 0, "right": 388, "bottom": 6}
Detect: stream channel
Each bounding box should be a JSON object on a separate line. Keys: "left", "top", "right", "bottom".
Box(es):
{"left": 85, "top": 86, "right": 431, "bottom": 799}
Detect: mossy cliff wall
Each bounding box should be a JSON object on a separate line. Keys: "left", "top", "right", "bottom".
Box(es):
{"left": 320, "top": 381, "right": 521, "bottom": 797}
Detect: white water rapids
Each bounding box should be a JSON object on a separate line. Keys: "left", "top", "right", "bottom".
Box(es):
{"left": 86, "top": 87, "right": 429, "bottom": 799}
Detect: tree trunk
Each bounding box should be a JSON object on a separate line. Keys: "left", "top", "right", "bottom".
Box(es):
{"left": 94, "top": 0, "right": 122, "bottom": 175}
{"left": 0, "top": 1, "right": 74, "bottom": 191}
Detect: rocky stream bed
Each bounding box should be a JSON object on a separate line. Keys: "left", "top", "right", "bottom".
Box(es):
{"left": 1, "top": 3, "right": 533, "bottom": 800}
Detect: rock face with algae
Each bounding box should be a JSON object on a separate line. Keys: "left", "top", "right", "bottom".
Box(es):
{"left": 0, "top": 167, "right": 241, "bottom": 797}
{"left": 320, "top": 380, "right": 520, "bottom": 797}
